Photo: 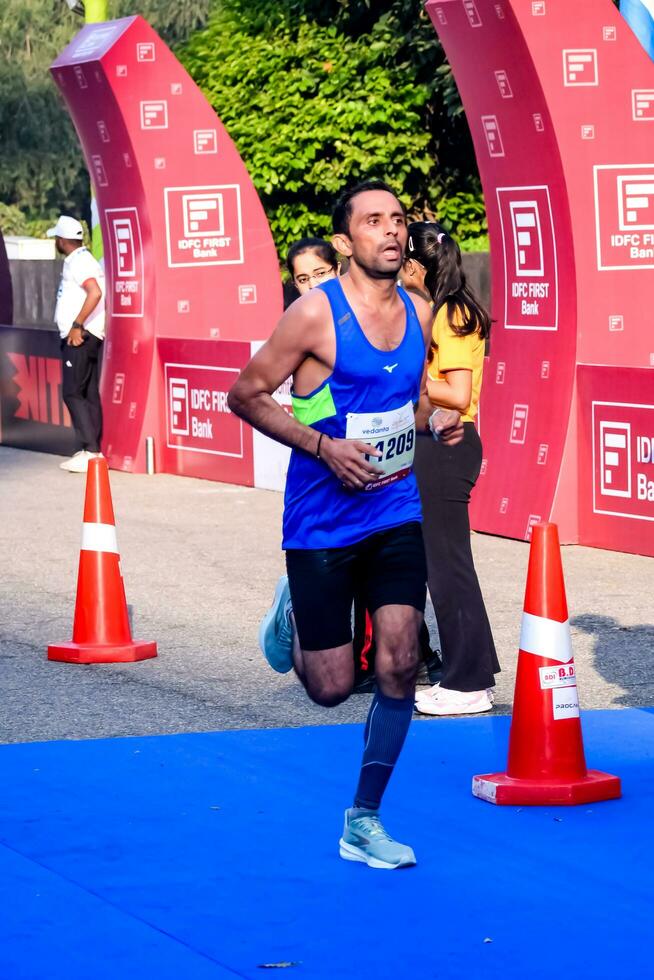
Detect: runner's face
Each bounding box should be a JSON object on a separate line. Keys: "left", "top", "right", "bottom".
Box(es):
{"left": 345, "top": 191, "right": 407, "bottom": 279}
{"left": 292, "top": 250, "right": 337, "bottom": 294}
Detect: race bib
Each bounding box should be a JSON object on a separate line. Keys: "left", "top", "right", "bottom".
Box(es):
{"left": 345, "top": 401, "right": 416, "bottom": 491}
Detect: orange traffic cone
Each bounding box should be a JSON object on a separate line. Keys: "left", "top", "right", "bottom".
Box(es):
{"left": 48, "top": 457, "right": 158, "bottom": 664}
{"left": 472, "top": 523, "right": 620, "bottom": 805}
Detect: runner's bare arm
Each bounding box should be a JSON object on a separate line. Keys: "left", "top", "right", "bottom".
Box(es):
{"left": 411, "top": 294, "right": 464, "bottom": 445}
{"left": 228, "top": 292, "right": 383, "bottom": 489}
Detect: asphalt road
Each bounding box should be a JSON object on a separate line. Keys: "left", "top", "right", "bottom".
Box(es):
{"left": 1, "top": 445, "right": 652, "bottom": 743}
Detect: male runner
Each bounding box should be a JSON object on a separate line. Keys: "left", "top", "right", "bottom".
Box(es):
{"left": 228, "top": 181, "right": 462, "bottom": 869}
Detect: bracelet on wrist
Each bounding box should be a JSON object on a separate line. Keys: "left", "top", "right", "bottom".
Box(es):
{"left": 316, "top": 432, "right": 331, "bottom": 459}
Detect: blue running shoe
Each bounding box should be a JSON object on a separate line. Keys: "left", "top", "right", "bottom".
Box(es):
{"left": 258, "top": 576, "right": 294, "bottom": 673}
{"left": 339, "top": 809, "right": 416, "bottom": 869}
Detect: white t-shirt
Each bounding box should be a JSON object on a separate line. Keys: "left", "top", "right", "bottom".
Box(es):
{"left": 54, "top": 247, "right": 106, "bottom": 340}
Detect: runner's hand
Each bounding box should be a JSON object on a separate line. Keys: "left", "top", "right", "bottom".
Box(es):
{"left": 430, "top": 409, "right": 464, "bottom": 445}
{"left": 320, "top": 437, "right": 383, "bottom": 490}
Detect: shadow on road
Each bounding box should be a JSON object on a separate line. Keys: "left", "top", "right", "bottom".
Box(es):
{"left": 572, "top": 613, "right": 654, "bottom": 709}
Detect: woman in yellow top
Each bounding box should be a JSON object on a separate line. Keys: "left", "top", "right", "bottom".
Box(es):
{"left": 403, "top": 221, "right": 499, "bottom": 716}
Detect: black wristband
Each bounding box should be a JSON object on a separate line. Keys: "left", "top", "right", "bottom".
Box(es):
{"left": 316, "top": 432, "right": 331, "bottom": 459}
{"left": 72, "top": 322, "right": 84, "bottom": 330}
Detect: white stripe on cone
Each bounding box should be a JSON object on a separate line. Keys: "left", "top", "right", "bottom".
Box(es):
{"left": 81, "top": 522, "right": 119, "bottom": 554}
{"left": 519, "top": 611, "right": 573, "bottom": 664}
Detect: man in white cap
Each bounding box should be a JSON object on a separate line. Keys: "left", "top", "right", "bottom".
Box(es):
{"left": 47, "top": 215, "right": 106, "bottom": 473}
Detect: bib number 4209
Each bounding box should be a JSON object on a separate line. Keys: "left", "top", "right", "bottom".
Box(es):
{"left": 365, "top": 428, "right": 415, "bottom": 463}
{"left": 346, "top": 400, "right": 416, "bottom": 491}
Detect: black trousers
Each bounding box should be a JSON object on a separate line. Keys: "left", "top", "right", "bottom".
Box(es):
{"left": 61, "top": 334, "right": 103, "bottom": 453}
{"left": 414, "top": 423, "right": 500, "bottom": 692}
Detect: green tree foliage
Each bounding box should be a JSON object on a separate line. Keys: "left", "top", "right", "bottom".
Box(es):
{"left": 0, "top": 0, "right": 486, "bottom": 251}
{"left": 0, "top": 0, "right": 211, "bottom": 233}
{"left": 0, "top": 201, "right": 54, "bottom": 238}
{"left": 132, "top": 0, "right": 212, "bottom": 43}
{"left": 0, "top": 1, "right": 88, "bottom": 228}
{"left": 181, "top": 0, "right": 487, "bottom": 256}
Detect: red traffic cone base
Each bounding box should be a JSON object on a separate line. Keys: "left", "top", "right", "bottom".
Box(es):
{"left": 473, "top": 523, "right": 620, "bottom": 806}
{"left": 48, "top": 458, "right": 157, "bottom": 665}
{"left": 472, "top": 769, "right": 621, "bottom": 806}
{"left": 47, "top": 639, "right": 157, "bottom": 664}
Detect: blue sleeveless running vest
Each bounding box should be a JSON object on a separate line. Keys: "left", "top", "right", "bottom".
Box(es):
{"left": 282, "top": 278, "right": 426, "bottom": 550}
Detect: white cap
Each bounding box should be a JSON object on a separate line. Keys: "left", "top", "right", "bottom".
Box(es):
{"left": 46, "top": 215, "right": 84, "bottom": 240}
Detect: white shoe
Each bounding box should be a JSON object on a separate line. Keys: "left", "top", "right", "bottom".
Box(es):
{"left": 59, "top": 450, "right": 100, "bottom": 473}
{"left": 415, "top": 682, "right": 440, "bottom": 700}
{"left": 415, "top": 686, "right": 494, "bottom": 716}
{"left": 415, "top": 683, "right": 494, "bottom": 705}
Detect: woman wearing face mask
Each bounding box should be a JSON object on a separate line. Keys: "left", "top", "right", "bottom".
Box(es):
{"left": 403, "top": 221, "right": 499, "bottom": 716}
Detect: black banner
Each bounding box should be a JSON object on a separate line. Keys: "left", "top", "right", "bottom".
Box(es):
{"left": 0, "top": 326, "right": 77, "bottom": 456}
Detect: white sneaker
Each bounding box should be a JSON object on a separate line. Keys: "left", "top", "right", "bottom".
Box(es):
{"left": 60, "top": 450, "right": 100, "bottom": 473}
{"left": 415, "top": 686, "right": 494, "bottom": 716}
{"left": 415, "top": 683, "right": 494, "bottom": 705}
{"left": 60, "top": 450, "right": 88, "bottom": 472}
{"left": 416, "top": 682, "right": 440, "bottom": 699}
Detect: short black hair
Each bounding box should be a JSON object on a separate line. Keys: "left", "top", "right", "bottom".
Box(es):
{"left": 332, "top": 180, "right": 404, "bottom": 236}
{"left": 286, "top": 237, "right": 338, "bottom": 277}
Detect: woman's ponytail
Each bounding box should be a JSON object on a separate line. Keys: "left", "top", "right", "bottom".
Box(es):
{"left": 406, "top": 222, "right": 491, "bottom": 341}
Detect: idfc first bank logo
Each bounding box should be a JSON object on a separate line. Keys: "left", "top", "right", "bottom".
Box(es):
{"left": 164, "top": 185, "right": 243, "bottom": 267}
{"left": 593, "top": 402, "right": 654, "bottom": 522}
{"left": 496, "top": 186, "right": 558, "bottom": 330}
{"left": 165, "top": 363, "right": 243, "bottom": 457}
{"left": 594, "top": 164, "right": 654, "bottom": 270}
{"left": 105, "top": 208, "right": 144, "bottom": 317}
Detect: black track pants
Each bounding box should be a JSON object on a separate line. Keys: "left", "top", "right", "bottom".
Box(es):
{"left": 61, "top": 334, "right": 103, "bottom": 453}
{"left": 414, "top": 423, "right": 499, "bottom": 692}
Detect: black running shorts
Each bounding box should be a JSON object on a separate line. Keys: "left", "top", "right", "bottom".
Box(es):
{"left": 285, "top": 521, "right": 427, "bottom": 652}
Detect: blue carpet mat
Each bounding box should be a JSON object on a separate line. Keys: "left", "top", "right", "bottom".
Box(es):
{"left": 1, "top": 709, "right": 652, "bottom": 979}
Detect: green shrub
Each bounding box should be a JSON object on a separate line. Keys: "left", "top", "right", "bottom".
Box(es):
{"left": 0, "top": 0, "right": 488, "bottom": 254}
{"left": 180, "top": 0, "right": 487, "bottom": 258}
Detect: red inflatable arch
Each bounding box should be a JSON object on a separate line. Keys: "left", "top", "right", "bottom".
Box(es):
{"left": 426, "top": 0, "right": 654, "bottom": 556}
{"left": 51, "top": 16, "right": 283, "bottom": 484}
